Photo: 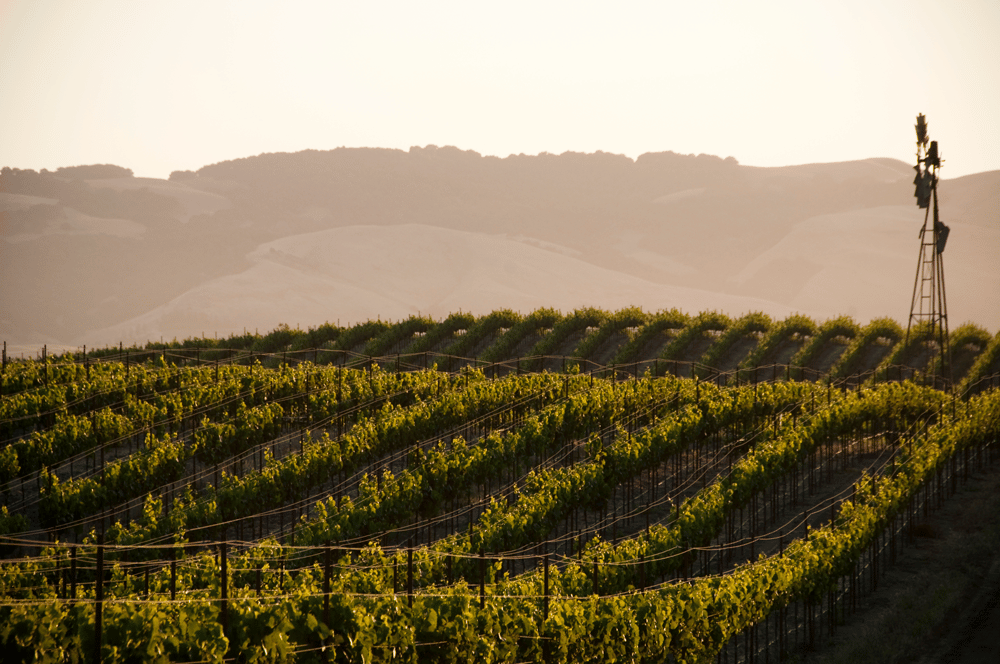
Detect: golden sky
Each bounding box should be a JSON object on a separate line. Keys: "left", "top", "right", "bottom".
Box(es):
{"left": 2, "top": 0, "right": 997, "bottom": 178}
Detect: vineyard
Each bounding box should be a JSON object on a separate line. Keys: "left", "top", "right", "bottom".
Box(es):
{"left": 2, "top": 307, "right": 999, "bottom": 663}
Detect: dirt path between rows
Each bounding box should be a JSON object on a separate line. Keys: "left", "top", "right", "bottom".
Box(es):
{"left": 802, "top": 459, "right": 1000, "bottom": 664}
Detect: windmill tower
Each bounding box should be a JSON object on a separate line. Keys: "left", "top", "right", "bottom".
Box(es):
{"left": 907, "top": 113, "right": 951, "bottom": 388}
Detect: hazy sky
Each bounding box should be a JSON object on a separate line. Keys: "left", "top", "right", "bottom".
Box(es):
{"left": 2, "top": 0, "right": 998, "bottom": 179}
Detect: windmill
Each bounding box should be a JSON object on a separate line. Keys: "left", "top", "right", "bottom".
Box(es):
{"left": 907, "top": 113, "right": 951, "bottom": 388}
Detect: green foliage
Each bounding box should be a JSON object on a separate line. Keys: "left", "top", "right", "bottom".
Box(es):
{"left": 364, "top": 315, "right": 437, "bottom": 358}
{"left": 0, "top": 378, "right": 994, "bottom": 662}
{"left": 523, "top": 307, "right": 610, "bottom": 371}
{"left": 0, "top": 506, "right": 28, "bottom": 536}
{"left": 480, "top": 308, "right": 562, "bottom": 364}
{"left": 3, "top": 307, "right": 998, "bottom": 663}
{"left": 403, "top": 311, "right": 477, "bottom": 356}
{"left": 930, "top": 322, "right": 991, "bottom": 385}
{"left": 874, "top": 320, "right": 939, "bottom": 376}
{"left": 739, "top": 313, "right": 817, "bottom": 373}
{"left": 698, "top": 311, "right": 772, "bottom": 374}
{"left": 571, "top": 306, "right": 649, "bottom": 366}
{"left": 289, "top": 321, "right": 342, "bottom": 352}
{"left": 959, "top": 329, "right": 1000, "bottom": 396}
{"left": 250, "top": 323, "right": 307, "bottom": 355}
{"left": 659, "top": 311, "right": 733, "bottom": 366}
{"left": 1, "top": 407, "right": 134, "bottom": 485}
{"left": 611, "top": 308, "right": 690, "bottom": 365}
{"left": 441, "top": 309, "right": 523, "bottom": 369}
{"left": 103, "top": 371, "right": 569, "bottom": 550}
{"left": 789, "top": 315, "right": 860, "bottom": 370}
{"left": 829, "top": 317, "right": 903, "bottom": 379}
{"left": 334, "top": 319, "right": 393, "bottom": 355}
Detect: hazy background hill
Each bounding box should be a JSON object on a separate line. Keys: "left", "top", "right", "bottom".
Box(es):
{"left": 1, "top": 148, "right": 996, "bottom": 352}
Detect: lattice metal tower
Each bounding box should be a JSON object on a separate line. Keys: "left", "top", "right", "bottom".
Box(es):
{"left": 907, "top": 113, "right": 951, "bottom": 388}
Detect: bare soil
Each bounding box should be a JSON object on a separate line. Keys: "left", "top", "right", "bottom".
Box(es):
{"left": 902, "top": 341, "right": 937, "bottom": 372}
{"left": 845, "top": 341, "right": 894, "bottom": 377}
{"left": 403, "top": 332, "right": 459, "bottom": 358}
{"left": 806, "top": 342, "right": 849, "bottom": 377}
{"left": 984, "top": 352, "right": 1000, "bottom": 377}
{"left": 437, "top": 324, "right": 989, "bottom": 394}
{"left": 951, "top": 343, "right": 985, "bottom": 385}
{"left": 802, "top": 461, "right": 1000, "bottom": 664}
{"left": 587, "top": 331, "right": 631, "bottom": 368}
{"left": 672, "top": 334, "right": 717, "bottom": 367}
{"left": 512, "top": 332, "right": 544, "bottom": 359}
{"left": 631, "top": 332, "right": 676, "bottom": 366}
{"left": 768, "top": 338, "right": 808, "bottom": 367}
{"left": 713, "top": 336, "right": 760, "bottom": 373}
{"left": 465, "top": 329, "right": 503, "bottom": 360}
{"left": 345, "top": 340, "right": 374, "bottom": 363}
{"left": 540, "top": 330, "right": 588, "bottom": 373}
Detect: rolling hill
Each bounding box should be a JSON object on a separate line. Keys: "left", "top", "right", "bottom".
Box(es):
{"left": 1, "top": 149, "right": 996, "bottom": 353}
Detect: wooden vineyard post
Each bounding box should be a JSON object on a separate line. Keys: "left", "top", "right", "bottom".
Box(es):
{"left": 891, "top": 513, "right": 897, "bottom": 565}
{"left": 479, "top": 551, "right": 485, "bottom": 609}
{"left": 220, "top": 536, "right": 229, "bottom": 652}
{"left": 70, "top": 545, "right": 77, "bottom": 601}
{"left": 94, "top": 534, "right": 104, "bottom": 664}
{"left": 324, "top": 544, "right": 332, "bottom": 653}
{"left": 829, "top": 588, "right": 836, "bottom": 638}
{"left": 543, "top": 554, "right": 549, "bottom": 621}
{"left": 807, "top": 599, "right": 815, "bottom": 651}
{"left": 408, "top": 547, "right": 414, "bottom": 609}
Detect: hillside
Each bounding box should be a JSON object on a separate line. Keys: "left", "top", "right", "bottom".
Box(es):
{"left": 1, "top": 312, "right": 996, "bottom": 662}
{"left": 72, "top": 308, "right": 1000, "bottom": 394}
{"left": 1, "top": 150, "right": 997, "bottom": 351}
{"left": 79, "top": 224, "right": 801, "bottom": 347}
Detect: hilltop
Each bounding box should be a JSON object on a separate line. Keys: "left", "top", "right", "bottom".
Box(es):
{"left": 1, "top": 149, "right": 997, "bottom": 351}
